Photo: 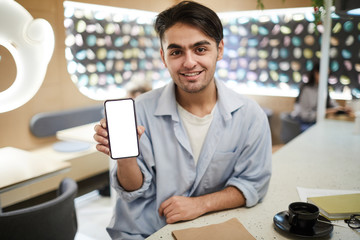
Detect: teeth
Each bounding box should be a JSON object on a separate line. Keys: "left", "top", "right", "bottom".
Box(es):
{"left": 183, "top": 72, "right": 200, "bottom": 76}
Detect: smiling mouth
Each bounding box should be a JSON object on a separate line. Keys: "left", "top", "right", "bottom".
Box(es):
{"left": 181, "top": 71, "right": 202, "bottom": 77}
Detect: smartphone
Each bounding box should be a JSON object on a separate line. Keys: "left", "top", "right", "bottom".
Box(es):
{"left": 104, "top": 98, "right": 139, "bottom": 159}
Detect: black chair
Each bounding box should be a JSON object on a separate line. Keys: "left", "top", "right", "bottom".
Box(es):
{"left": 280, "top": 112, "right": 302, "bottom": 144}
{"left": 0, "top": 178, "right": 78, "bottom": 240}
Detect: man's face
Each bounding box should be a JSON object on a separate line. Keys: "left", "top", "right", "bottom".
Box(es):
{"left": 160, "top": 23, "right": 224, "bottom": 94}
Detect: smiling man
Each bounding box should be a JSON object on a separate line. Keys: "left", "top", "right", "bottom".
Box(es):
{"left": 94, "top": 1, "right": 272, "bottom": 239}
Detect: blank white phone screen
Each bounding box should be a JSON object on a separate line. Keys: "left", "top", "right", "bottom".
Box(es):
{"left": 104, "top": 99, "right": 139, "bottom": 159}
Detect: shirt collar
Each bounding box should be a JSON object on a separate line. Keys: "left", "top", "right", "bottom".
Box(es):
{"left": 154, "top": 79, "right": 245, "bottom": 121}
{"left": 154, "top": 81, "right": 179, "bottom": 121}
{"left": 216, "top": 79, "right": 245, "bottom": 121}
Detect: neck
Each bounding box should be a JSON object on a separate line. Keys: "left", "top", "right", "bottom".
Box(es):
{"left": 176, "top": 80, "right": 217, "bottom": 117}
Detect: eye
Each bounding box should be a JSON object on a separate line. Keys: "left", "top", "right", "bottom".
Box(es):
{"left": 170, "top": 50, "right": 181, "bottom": 56}
{"left": 196, "top": 47, "right": 206, "bottom": 54}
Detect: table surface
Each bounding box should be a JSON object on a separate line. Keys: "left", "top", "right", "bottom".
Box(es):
{"left": 56, "top": 122, "right": 98, "bottom": 144}
{"left": 0, "top": 147, "right": 71, "bottom": 194}
{"left": 147, "top": 119, "right": 360, "bottom": 240}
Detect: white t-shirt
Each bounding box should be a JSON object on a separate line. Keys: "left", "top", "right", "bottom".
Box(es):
{"left": 177, "top": 103, "right": 216, "bottom": 165}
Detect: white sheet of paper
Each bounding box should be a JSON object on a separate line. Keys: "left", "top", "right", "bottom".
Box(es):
{"left": 297, "top": 187, "right": 360, "bottom": 228}
{"left": 296, "top": 187, "right": 360, "bottom": 202}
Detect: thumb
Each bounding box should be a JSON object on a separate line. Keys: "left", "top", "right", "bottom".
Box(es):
{"left": 137, "top": 126, "right": 145, "bottom": 138}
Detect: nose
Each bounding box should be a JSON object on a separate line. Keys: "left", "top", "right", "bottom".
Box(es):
{"left": 183, "top": 51, "right": 196, "bottom": 69}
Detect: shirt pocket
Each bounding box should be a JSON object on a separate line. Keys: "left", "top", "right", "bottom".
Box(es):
{"left": 201, "top": 151, "right": 238, "bottom": 193}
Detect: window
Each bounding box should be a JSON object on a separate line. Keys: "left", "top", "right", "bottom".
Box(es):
{"left": 64, "top": 2, "right": 360, "bottom": 100}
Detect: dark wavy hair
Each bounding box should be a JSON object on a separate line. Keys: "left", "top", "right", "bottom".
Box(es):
{"left": 154, "top": 1, "right": 223, "bottom": 48}
{"left": 307, "top": 62, "right": 320, "bottom": 86}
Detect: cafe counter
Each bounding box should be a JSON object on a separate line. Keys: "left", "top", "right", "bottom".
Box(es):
{"left": 147, "top": 119, "right": 360, "bottom": 239}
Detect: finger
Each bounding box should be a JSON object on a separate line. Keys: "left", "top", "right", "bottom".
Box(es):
{"left": 158, "top": 198, "right": 172, "bottom": 216}
{"left": 137, "top": 125, "right": 145, "bottom": 137}
{"left": 94, "top": 124, "right": 108, "bottom": 138}
{"left": 100, "top": 118, "right": 107, "bottom": 128}
{"left": 163, "top": 204, "right": 177, "bottom": 219}
{"left": 93, "top": 133, "right": 108, "bottom": 145}
{"left": 160, "top": 201, "right": 183, "bottom": 224}
{"left": 166, "top": 213, "right": 182, "bottom": 224}
{"left": 158, "top": 203, "right": 165, "bottom": 216}
{"left": 96, "top": 144, "right": 110, "bottom": 156}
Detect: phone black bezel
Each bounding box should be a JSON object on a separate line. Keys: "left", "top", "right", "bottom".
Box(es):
{"left": 104, "top": 98, "right": 140, "bottom": 160}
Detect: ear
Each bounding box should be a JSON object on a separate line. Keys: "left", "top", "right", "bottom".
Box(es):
{"left": 216, "top": 39, "right": 224, "bottom": 61}
{"left": 160, "top": 48, "right": 168, "bottom": 68}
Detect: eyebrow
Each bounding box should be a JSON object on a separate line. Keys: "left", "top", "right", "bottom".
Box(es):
{"left": 166, "top": 40, "right": 212, "bottom": 50}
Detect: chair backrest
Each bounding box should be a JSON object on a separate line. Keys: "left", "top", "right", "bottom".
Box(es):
{"left": 280, "top": 112, "right": 302, "bottom": 144}
{"left": 30, "top": 105, "right": 104, "bottom": 137}
{"left": 0, "top": 178, "right": 78, "bottom": 240}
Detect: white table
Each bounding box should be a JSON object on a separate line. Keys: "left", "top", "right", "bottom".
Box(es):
{"left": 56, "top": 122, "right": 98, "bottom": 144}
{"left": 147, "top": 119, "right": 360, "bottom": 239}
{"left": 0, "top": 147, "right": 71, "bottom": 211}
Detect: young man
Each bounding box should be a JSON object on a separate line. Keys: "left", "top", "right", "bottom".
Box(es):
{"left": 94, "top": 1, "right": 272, "bottom": 239}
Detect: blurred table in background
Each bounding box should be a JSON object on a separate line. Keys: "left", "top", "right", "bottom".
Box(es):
{"left": 0, "top": 147, "right": 71, "bottom": 211}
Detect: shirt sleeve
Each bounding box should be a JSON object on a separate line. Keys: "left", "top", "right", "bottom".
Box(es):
{"left": 109, "top": 130, "right": 157, "bottom": 202}
{"left": 225, "top": 106, "right": 272, "bottom": 207}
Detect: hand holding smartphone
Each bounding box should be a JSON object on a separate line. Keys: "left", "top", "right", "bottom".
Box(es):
{"left": 104, "top": 98, "right": 139, "bottom": 159}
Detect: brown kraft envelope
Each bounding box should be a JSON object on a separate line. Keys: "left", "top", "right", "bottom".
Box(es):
{"left": 172, "top": 217, "right": 256, "bottom": 240}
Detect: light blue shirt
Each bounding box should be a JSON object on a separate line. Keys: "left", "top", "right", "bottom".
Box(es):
{"left": 107, "top": 79, "right": 272, "bottom": 239}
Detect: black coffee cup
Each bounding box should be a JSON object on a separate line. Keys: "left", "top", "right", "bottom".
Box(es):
{"left": 288, "top": 202, "right": 319, "bottom": 231}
